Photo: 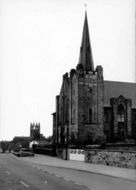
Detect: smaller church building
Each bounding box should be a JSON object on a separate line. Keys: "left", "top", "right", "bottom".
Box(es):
{"left": 52, "top": 12, "right": 136, "bottom": 147}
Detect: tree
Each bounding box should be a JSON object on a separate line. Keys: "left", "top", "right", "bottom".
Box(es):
{"left": 0, "top": 141, "right": 10, "bottom": 153}
{"left": 12, "top": 137, "right": 30, "bottom": 149}
{"left": 46, "top": 135, "right": 53, "bottom": 144}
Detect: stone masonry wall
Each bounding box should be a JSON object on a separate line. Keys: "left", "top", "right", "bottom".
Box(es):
{"left": 77, "top": 68, "right": 105, "bottom": 143}
{"left": 85, "top": 149, "right": 136, "bottom": 169}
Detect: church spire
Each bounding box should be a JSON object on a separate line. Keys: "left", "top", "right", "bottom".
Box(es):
{"left": 78, "top": 11, "right": 94, "bottom": 72}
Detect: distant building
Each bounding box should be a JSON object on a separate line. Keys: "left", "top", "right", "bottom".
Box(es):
{"left": 52, "top": 12, "right": 136, "bottom": 147}
{"left": 29, "top": 140, "right": 39, "bottom": 149}
{"left": 30, "top": 123, "right": 40, "bottom": 140}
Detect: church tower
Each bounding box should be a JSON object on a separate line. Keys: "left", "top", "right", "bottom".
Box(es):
{"left": 53, "top": 12, "right": 105, "bottom": 146}
{"left": 70, "top": 11, "right": 105, "bottom": 144}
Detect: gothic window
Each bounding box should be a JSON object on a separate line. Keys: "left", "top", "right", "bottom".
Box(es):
{"left": 72, "top": 109, "right": 75, "bottom": 124}
{"left": 89, "top": 108, "right": 92, "bottom": 123}
{"left": 73, "top": 109, "right": 75, "bottom": 119}
{"left": 132, "top": 109, "right": 136, "bottom": 123}
{"left": 104, "top": 112, "right": 108, "bottom": 122}
{"left": 58, "top": 128, "right": 61, "bottom": 143}
{"left": 89, "top": 87, "right": 92, "bottom": 93}
{"left": 118, "top": 104, "right": 125, "bottom": 122}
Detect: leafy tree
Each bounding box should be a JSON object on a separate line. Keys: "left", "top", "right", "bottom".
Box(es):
{"left": 8, "top": 142, "right": 15, "bottom": 152}
{"left": 12, "top": 137, "right": 30, "bottom": 149}
{"left": 0, "top": 141, "right": 10, "bottom": 153}
{"left": 46, "top": 135, "right": 53, "bottom": 144}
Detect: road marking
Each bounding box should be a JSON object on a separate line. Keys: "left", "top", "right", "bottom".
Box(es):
{"left": 64, "top": 177, "right": 70, "bottom": 181}
{"left": 55, "top": 174, "right": 61, "bottom": 178}
{"left": 20, "top": 181, "right": 29, "bottom": 188}
{"left": 44, "top": 181, "right": 48, "bottom": 184}
{"left": 75, "top": 182, "right": 82, "bottom": 186}
{"left": 5, "top": 171, "right": 11, "bottom": 175}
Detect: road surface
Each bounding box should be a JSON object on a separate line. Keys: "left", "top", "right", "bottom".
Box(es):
{"left": 0, "top": 153, "right": 136, "bottom": 190}
{"left": 0, "top": 153, "right": 89, "bottom": 190}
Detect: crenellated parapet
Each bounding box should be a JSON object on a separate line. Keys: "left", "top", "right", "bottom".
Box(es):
{"left": 30, "top": 122, "right": 40, "bottom": 140}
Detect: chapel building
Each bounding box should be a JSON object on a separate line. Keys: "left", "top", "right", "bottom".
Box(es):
{"left": 52, "top": 12, "right": 136, "bottom": 146}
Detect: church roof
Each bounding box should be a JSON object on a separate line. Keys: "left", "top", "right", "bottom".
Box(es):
{"left": 78, "top": 11, "right": 94, "bottom": 72}
{"left": 104, "top": 80, "right": 136, "bottom": 108}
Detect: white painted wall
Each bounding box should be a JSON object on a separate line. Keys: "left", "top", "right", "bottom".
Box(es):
{"left": 29, "top": 141, "right": 38, "bottom": 148}
{"left": 69, "top": 149, "right": 85, "bottom": 161}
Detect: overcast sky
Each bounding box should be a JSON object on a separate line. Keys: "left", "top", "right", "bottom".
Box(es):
{"left": 0, "top": 0, "right": 135, "bottom": 140}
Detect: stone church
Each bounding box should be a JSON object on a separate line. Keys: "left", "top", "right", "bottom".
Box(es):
{"left": 52, "top": 12, "right": 136, "bottom": 146}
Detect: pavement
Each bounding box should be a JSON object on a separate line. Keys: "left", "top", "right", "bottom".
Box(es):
{"left": 15, "top": 154, "right": 136, "bottom": 182}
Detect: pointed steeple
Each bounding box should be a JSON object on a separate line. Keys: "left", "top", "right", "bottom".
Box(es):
{"left": 78, "top": 11, "right": 94, "bottom": 72}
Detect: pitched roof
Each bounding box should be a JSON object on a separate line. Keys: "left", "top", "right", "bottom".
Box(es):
{"left": 78, "top": 11, "right": 94, "bottom": 72}
{"left": 104, "top": 80, "right": 136, "bottom": 108}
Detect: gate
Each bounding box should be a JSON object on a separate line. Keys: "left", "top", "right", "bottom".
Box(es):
{"left": 69, "top": 149, "right": 85, "bottom": 161}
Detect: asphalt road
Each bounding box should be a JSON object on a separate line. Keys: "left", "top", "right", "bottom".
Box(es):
{"left": 0, "top": 153, "right": 89, "bottom": 190}
{"left": 0, "top": 153, "right": 136, "bottom": 190}
{"left": 28, "top": 164, "right": 136, "bottom": 190}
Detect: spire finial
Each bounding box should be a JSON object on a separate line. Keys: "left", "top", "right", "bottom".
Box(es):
{"left": 84, "top": 3, "right": 87, "bottom": 11}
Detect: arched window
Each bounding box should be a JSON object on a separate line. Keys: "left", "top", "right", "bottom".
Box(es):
{"left": 118, "top": 104, "right": 125, "bottom": 122}
{"left": 89, "top": 108, "right": 92, "bottom": 123}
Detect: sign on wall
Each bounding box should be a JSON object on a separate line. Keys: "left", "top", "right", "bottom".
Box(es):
{"left": 69, "top": 149, "right": 85, "bottom": 161}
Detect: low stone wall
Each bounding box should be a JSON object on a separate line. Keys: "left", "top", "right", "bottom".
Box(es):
{"left": 85, "top": 149, "right": 136, "bottom": 169}
{"left": 105, "top": 143, "right": 136, "bottom": 151}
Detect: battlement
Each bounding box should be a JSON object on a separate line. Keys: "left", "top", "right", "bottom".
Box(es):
{"left": 30, "top": 122, "right": 40, "bottom": 140}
